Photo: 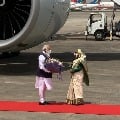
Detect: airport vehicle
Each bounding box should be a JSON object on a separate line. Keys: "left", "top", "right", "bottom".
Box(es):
{"left": 85, "top": 12, "right": 120, "bottom": 40}
{"left": 0, "top": 0, "right": 70, "bottom": 55}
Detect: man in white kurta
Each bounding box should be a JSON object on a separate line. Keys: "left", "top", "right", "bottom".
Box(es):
{"left": 35, "top": 45, "right": 52, "bottom": 105}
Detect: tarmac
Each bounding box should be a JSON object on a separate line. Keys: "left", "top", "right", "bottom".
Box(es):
{"left": 0, "top": 11, "right": 120, "bottom": 120}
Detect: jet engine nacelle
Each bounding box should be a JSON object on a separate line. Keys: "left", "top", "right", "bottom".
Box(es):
{"left": 0, "top": 0, "right": 70, "bottom": 52}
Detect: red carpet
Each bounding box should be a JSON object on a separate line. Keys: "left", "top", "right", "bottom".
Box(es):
{"left": 0, "top": 101, "right": 120, "bottom": 115}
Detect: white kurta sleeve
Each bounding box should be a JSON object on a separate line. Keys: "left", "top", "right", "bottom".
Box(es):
{"left": 38, "top": 55, "right": 50, "bottom": 73}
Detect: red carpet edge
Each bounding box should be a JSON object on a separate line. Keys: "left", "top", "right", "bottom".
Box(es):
{"left": 0, "top": 101, "right": 120, "bottom": 115}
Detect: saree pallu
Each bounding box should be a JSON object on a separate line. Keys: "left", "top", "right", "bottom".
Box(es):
{"left": 66, "top": 70, "right": 84, "bottom": 105}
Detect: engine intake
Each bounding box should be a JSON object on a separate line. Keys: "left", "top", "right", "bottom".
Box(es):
{"left": 0, "top": 0, "right": 70, "bottom": 52}
{"left": 0, "top": 0, "right": 31, "bottom": 40}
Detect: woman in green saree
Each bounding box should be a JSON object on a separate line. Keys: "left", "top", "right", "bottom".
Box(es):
{"left": 66, "top": 49, "right": 89, "bottom": 105}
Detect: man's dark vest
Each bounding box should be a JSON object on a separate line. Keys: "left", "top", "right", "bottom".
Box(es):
{"left": 36, "top": 52, "right": 52, "bottom": 78}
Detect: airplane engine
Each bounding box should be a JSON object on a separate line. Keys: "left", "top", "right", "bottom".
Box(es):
{"left": 0, "top": 0, "right": 70, "bottom": 53}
